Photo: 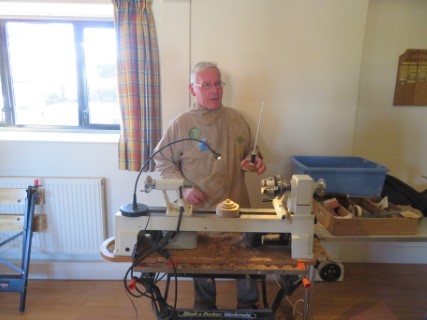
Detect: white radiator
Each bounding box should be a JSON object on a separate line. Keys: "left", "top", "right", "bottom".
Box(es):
{"left": 0, "top": 177, "right": 106, "bottom": 260}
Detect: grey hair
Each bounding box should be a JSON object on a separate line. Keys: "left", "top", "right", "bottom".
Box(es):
{"left": 190, "top": 61, "right": 221, "bottom": 83}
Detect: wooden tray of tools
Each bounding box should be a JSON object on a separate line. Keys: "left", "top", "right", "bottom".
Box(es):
{"left": 313, "top": 197, "right": 421, "bottom": 236}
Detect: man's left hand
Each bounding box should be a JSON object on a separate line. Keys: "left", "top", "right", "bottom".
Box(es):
{"left": 240, "top": 155, "right": 267, "bottom": 175}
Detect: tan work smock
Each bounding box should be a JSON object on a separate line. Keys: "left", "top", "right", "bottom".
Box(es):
{"left": 153, "top": 103, "right": 256, "bottom": 209}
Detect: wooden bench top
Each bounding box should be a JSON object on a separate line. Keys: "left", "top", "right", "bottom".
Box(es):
{"left": 101, "top": 233, "right": 327, "bottom": 274}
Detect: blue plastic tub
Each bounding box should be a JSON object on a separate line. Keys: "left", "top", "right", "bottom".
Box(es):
{"left": 289, "top": 156, "right": 389, "bottom": 197}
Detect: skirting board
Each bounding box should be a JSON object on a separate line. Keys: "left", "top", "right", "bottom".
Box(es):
{"left": 27, "top": 260, "right": 132, "bottom": 280}
{"left": 320, "top": 241, "right": 427, "bottom": 264}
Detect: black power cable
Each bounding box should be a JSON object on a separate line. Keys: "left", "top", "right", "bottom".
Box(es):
{"left": 123, "top": 203, "right": 185, "bottom": 319}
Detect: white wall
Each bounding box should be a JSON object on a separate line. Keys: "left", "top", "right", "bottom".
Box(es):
{"left": 160, "top": 0, "right": 369, "bottom": 206}
{"left": 353, "top": 0, "right": 427, "bottom": 192}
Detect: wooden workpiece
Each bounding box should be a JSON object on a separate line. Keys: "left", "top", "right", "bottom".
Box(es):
{"left": 0, "top": 214, "right": 47, "bottom": 232}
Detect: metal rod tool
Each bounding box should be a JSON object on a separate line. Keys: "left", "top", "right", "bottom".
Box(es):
{"left": 250, "top": 101, "right": 265, "bottom": 164}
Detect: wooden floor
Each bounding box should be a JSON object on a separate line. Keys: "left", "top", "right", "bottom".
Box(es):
{"left": 1, "top": 263, "right": 426, "bottom": 320}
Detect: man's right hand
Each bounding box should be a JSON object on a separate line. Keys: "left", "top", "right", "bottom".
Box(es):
{"left": 183, "top": 186, "right": 207, "bottom": 206}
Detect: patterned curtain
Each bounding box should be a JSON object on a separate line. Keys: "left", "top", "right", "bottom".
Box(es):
{"left": 112, "top": 0, "right": 161, "bottom": 171}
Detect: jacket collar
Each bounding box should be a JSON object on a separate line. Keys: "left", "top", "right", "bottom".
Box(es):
{"left": 190, "top": 103, "right": 224, "bottom": 122}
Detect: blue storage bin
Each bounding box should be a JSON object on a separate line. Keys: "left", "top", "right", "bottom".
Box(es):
{"left": 289, "top": 156, "right": 389, "bottom": 197}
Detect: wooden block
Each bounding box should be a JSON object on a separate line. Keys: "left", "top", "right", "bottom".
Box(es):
{"left": 0, "top": 214, "right": 24, "bottom": 232}
{"left": 0, "top": 188, "right": 27, "bottom": 205}
{"left": 0, "top": 213, "right": 47, "bottom": 232}
{"left": 0, "top": 187, "right": 45, "bottom": 205}
{"left": 33, "top": 214, "right": 48, "bottom": 232}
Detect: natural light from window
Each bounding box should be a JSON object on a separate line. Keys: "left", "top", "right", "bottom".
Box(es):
{"left": 84, "top": 27, "right": 120, "bottom": 125}
{"left": 1, "top": 2, "right": 120, "bottom": 129}
{"left": 8, "top": 22, "right": 79, "bottom": 126}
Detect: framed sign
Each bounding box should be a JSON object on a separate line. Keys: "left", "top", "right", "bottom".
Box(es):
{"left": 393, "top": 49, "right": 427, "bottom": 106}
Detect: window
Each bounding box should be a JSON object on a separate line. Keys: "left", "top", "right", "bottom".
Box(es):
{"left": 0, "top": 20, "right": 120, "bottom": 129}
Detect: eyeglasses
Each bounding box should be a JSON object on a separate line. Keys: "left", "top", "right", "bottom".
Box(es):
{"left": 192, "top": 81, "right": 225, "bottom": 90}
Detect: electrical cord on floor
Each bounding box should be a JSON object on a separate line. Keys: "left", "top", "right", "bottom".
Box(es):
{"left": 273, "top": 274, "right": 304, "bottom": 319}
{"left": 122, "top": 275, "right": 140, "bottom": 320}
{"left": 285, "top": 295, "right": 304, "bottom": 319}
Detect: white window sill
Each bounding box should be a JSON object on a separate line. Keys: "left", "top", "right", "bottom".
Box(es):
{"left": 0, "top": 130, "right": 120, "bottom": 144}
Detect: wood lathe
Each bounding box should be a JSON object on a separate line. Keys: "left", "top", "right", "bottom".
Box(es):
{"left": 113, "top": 174, "right": 324, "bottom": 260}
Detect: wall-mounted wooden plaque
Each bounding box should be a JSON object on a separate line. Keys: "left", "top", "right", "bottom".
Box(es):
{"left": 393, "top": 49, "right": 427, "bottom": 106}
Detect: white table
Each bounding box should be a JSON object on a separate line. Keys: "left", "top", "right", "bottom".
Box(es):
{"left": 315, "top": 218, "right": 427, "bottom": 264}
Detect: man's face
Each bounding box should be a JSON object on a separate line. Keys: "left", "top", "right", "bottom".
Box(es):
{"left": 189, "top": 67, "right": 223, "bottom": 110}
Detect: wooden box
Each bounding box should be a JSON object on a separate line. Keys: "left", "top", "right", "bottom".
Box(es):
{"left": 313, "top": 199, "right": 419, "bottom": 236}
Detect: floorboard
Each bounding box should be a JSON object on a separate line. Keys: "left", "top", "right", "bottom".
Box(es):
{"left": 1, "top": 263, "right": 426, "bottom": 320}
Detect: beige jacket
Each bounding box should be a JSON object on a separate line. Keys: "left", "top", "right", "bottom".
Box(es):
{"left": 153, "top": 103, "right": 256, "bottom": 209}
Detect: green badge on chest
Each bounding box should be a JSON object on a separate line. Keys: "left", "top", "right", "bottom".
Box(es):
{"left": 189, "top": 127, "right": 201, "bottom": 139}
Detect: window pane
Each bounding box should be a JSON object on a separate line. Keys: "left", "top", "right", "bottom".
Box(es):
{"left": 84, "top": 27, "right": 120, "bottom": 125}
{"left": 7, "top": 22, "right": 79, "bottom": 126}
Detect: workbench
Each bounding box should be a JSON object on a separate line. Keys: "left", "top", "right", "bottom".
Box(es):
{"left": 101, "top": 233, "right": 327, "bottom": 320}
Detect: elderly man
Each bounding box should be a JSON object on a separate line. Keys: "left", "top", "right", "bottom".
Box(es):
{"left": 154, "top": 61, "right": 266, "bottom": 310}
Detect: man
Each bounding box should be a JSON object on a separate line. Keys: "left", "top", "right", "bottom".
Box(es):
{"left": 153, "top": 61, "right": 266, "bottom": 310}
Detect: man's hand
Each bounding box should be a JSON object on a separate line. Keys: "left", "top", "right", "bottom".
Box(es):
{"left": 240, "top": 155, "right": 267, "bottom": 175}
{"left": 183, "top": 186, "right": 207, "bottom": 206}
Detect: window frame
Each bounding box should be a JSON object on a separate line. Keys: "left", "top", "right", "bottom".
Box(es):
{"left": 0, "top": 18, "right": 120, "bottom": 131}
